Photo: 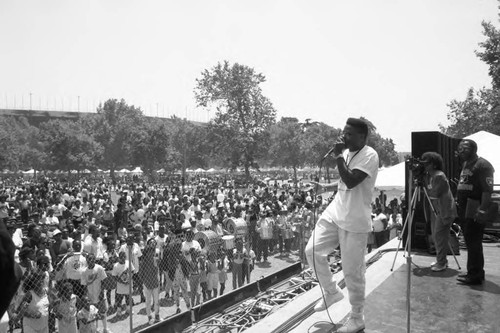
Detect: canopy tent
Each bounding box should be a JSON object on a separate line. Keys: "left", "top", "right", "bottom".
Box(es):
{"left": 194, "top": 168, "right": 206, "bottom": 173}
{"left": 82, "top": 169, "right": 91, "bottom": 174}
{"left": 464, "top": 131, "right": 500, "bottom": 186}
{"left": 130, "top": 167, "right": 143, "bottom": 175}
{"left": 206, "top": 168, "right": 217, "bottom": 173}
{"left": 375, "top": 162, "right": 406, "bottom": 189}
{"left": 156, "top": 168, "right": 165, "bottom": 174}
{"left": 116, "top": 168, "right": 130, "bottom": 174}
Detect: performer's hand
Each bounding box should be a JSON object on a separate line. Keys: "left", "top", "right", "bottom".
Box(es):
{"left": 333, "top": 137, "right": 345, "bottom": 156}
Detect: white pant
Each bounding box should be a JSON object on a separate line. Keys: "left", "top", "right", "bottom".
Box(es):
{"left": 305, "top": 216, "right": 368, "bottom": 314}
{"left": 144, "top": 286, "right": 160, "bottom": 317}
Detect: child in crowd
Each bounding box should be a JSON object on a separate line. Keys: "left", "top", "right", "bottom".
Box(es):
{"left": 54, "top": 282, "right": 78, "bottom": 333}
{"left": 77, "top": 296, "right": 100, "bottom": 333}
{"left": 112, "top": 251, "right": 134, "bottom": 316}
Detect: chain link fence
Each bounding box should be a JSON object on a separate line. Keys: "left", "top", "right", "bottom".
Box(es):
{"left": 4, "top": 208, "right": 315, "bottom": 333}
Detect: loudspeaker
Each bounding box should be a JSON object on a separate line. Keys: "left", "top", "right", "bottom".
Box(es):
{"left": 403, "top": 131, "right": 461, "bottom": 250}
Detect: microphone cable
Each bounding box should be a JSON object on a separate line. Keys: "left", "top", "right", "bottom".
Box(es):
{"left": 308, "top": 158, "right": 337, "bottom": 332}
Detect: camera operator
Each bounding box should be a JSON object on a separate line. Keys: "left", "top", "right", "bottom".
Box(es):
{"left": 420, "top": 152, "right": 457, "bottom": 272}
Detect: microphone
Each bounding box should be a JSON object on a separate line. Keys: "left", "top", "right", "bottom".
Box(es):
{"left": 322, "top": 137, "right": 345, "bottom": 159}
{"left": 322, "top": 146, "right": 337, "bottom": 160}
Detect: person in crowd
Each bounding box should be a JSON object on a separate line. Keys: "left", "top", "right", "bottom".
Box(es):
{"left": 306, "top": 118, "right": 379, "bottom": 333}
{"left": 102, "top": 237, "right": 118, "bottom": 313}
{"left": 77, "top": 296, "right": 100, "bottom": 333}
{"left": 53, "top": 282, "right": 78, "bottom": 333}
{"left": 387, "top": 210, "right": 402, "bottom": 240}
{"left": 83, "top": 224, "right": 105, "bottom": 260}
{"left": 15, "top": 272, "right": 50, "bottom": 333}
{"left": 421, "top": 151, "right": 458, "bottom": 272}
{"left": 242, "top": 242, "right": 256, "bottom": 284}
{"left": 61, "top": 239, "right": 87, "bottom": 299}
{"left": 455, "top": 139, "right": 494, "bottom": 285}
{"left": 119, "top": 235, "right": 144, "bottom": 303}
{"left": 256, "top": 210, "right": 273, "bottom": 262}
{"left": 42, "top": 208, "right": 59, "bottom": 227}
{"left": 138, "top": 239, "right": 160, "bottom": 325}
{"left": 186, "top": 248, "right": 201, "bottom": 307}
{"left": 165, "top": 240, "right": 191, "bottom": 314}
{"left": 372, "top": 207, "right": 389, "bottom": 248}
{"left": 81, "top": 253, "right": 110, "bottom": 333}
{"left": 217, "top": 250, "right": 229, "bottom": 296}
{"left": 206, "top": 252, "right": 219, "bottom": 299}
{"left": 112, "top": 251, "right": 133, "bottom": 317}
{"left": 232, "top": 240, "right": 245, "bottom": 289}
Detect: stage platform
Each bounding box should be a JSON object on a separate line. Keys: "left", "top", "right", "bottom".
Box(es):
{"left": 246, "top": 237, "right": 500, "bottom": 333}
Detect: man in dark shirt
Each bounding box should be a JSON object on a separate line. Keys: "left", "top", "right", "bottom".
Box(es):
{"left": 455, "top": 139, "right": 494, "bottom": 285}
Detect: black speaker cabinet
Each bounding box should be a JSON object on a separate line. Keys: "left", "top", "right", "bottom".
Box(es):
{"left": 403, "top": 131, "right": 461, "bottom": 251}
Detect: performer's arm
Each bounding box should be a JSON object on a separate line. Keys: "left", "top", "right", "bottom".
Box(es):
{"left": 336, "top": 155, "right": 368, "bottom": 189}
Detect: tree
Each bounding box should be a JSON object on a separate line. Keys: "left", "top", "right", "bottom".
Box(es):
{"left": 129, "top": 118, "right": 175, "bottom": 177}
{"left": 476, "top": 20, "right": 500, "bottom": 89}
{"left": 267, "top": 117, "right": 308, "bottom": 186}
{"left": 440, "top": 88, "right": 500, "bottom": 137}
{"left": 194, "top": 61, "right": 276, "bottom": 183}
{"left": 39, "top": 119, "right": 102, "bottom": 173}
{"left": 361, "top": 117, "right": 399, "bottom": 167}
{"left": 442, "top": 13, "right": 500, "bottom": 136}
{"left": 84, "top": 99, "right": 144, "bottom": 181}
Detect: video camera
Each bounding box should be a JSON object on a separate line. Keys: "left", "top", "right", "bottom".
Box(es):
{"left": 405, "top": 156, "right": 426, "bottom": 183}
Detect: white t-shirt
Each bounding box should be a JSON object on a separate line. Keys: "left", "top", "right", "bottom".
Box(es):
{"left": 81, "top": 264, "right": 107, "bottom": 303}
{"left": 64, "top": 253, "right": 88, "bottom": 280}
{"left": 372, "top": 213, "right": 387, "bottom": 232}
{"left": 112, "top": 261, "right": 134, "bottom": 294}
{"left": 118, "top": 244, "right": 142, "bottom": 273}
{"left": 181, "top": 240, "right": 201, "bottom": 261}
{"left": 323, "top": 145, "right": 379, "bottom": 233}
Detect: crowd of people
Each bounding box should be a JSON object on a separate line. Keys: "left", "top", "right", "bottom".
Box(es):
{"left": 0, "top": 175, "right": 336, "bottom": 333}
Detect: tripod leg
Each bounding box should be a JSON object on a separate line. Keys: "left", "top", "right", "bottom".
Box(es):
{"left": 448, "top": 241, "right": 461, "bottom": 270}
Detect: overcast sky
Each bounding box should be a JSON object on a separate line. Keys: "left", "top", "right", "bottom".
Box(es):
{"left": 0, "top": 0, "right": 498, "bottom": 151}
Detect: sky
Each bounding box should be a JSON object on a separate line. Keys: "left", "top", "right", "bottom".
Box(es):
{"left": 0, "top": 0, "right": 498, "bottom": 152}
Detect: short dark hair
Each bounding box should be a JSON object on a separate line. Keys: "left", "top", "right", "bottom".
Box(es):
{"left": 459, "top": 139, "right": 478, "bottom": 154}
{"left": 346, "top": 118, "right": 369, "bottom": 137}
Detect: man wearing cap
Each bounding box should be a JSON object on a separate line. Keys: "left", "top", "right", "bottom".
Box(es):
{"left": 305, "top": 118, "right": 379, "bottom": 333}
{"left": 50, "top": 229, "right": 72, "bottom": 264}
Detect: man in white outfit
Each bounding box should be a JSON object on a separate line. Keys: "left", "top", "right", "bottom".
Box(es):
{"left": 305, "top": 118, "right": 379, "bottom": 333}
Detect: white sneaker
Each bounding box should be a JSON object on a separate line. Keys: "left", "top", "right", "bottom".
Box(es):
{"left": 314, "top": 287, "right": 344, "bottom": 312}
{"left": 431, "top": 263, "right": 447, "bottom": 272}
{"left": 336, "top": 315, "right": 365, "bottom": 333}
{"left": 148, "top": 316, "right": 155, "bottom": 325}
{"left": 430, "top": 261, "right": 437, "bottom": 267}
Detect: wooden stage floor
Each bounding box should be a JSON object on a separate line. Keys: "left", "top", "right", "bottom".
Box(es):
{"left": 246, "top": 237, "right": 500, "bottom": 333}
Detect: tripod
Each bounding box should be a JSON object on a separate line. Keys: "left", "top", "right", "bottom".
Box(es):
{"left": 390, "top": 179, "right": 460, "bottom": 333}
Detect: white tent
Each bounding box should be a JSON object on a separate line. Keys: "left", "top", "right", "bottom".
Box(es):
{"left": 375, "top": 162, "right": 405, "bottom": 189}
{"left": 156, "top": 168, "right": 165, "bottom": 174}
{"left": 464, "top": 131, "right": 500, "bottom": 186}
{"left": 206, "top": 168, "right": 216, "bottom": 173}
{"left": 130, "top": 167, "right": 143, "bottom": 175}
{"left": 194, "top": 168, "right": 205, "bottom": 173}
{"left": 117, "top": 168, "right": 130, "bottom": 174}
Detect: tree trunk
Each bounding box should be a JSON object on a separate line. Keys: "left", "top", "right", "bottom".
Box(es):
{"left": 293, "top": 166, "right": 298, "bottom": 188}
{"left": 326, "top": 166, "right": 330, "bottom": 183}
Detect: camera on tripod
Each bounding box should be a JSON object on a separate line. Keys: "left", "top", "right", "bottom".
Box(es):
{"left": 405, "top": 156, "right": 426, "bottom": 184}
